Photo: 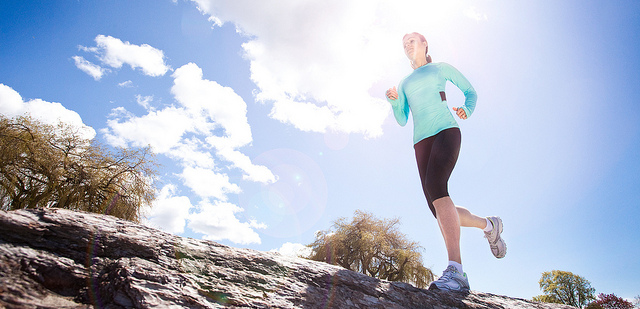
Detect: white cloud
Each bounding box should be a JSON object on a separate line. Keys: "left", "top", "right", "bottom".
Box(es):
{"left": 118, "top": 80, "right": 134, "bottom": 88}
{"left": 0, "top": 84, "right": 96, "bottom": 140}
{"left": 104, "top": 62, "right": 275, "bottom": 183}
{"left": 167, "top": 138, "right": 215, "bottom": 169}
{"left": 170, "top": 63, "right": 276, "bottom": 182}
{"left": 187, "top": 201, "right": 266, "bottom": 245}
{"left": 72, "top": 56, "right": 107, "bottom": 80}
{"left": 268, "top": 97, "right": 336, "bottom": 133}
{"left": 179, "top": 166, "right": 240, "bottom": 200}
{"left": 136, "top": 95, "right": 154, "bottom": 110}
{"left": 171, "top": 63, "right": 252, "bottom": 148}
{"left": 103, "top": 63, "right": 275, "bottom": 215}
{"left": 0, "top": 84, "right": 24, "bottom": 116}
{"left": 103, "top": 105, "right": 193, "bottom": 152}
{"left": 79, "top": 35, "right": 170, "bottom": 77}
{"left": 464, "top": 6, "right": 488, "bottom": 21}
{"left": 144, "top": 185, "right": 192, "bottom": 234}
{"left": 270, "top": 242, "right": 312, "bottom": 258}
{"left": 188, "top": 0, "right": 391, "bottom": 138}
{"left": 98, "top": 55, "right": 274, "bottom": 244}
{"left": 215, "top": 147, "right": 278, "bottom": 183}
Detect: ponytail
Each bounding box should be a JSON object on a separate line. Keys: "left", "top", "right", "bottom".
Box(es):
{"left": 426, "top": 54, "right": 432, "bottom": 63}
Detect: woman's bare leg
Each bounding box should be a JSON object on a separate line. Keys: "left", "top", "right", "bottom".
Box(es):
{"left": 434, "top": 198, "right": 491, "bottom": 264}
{"left": 433, "top": 196, "right": 462, "bottom": 264}
{"left": 456, "top": 206, "right": 488, "bottom": 229}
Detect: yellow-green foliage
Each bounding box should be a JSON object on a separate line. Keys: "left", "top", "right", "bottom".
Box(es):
{"left": 532, "top": 270, "right": 595, "bottom": 308}
{"left": 0, "top": 115, "right": 157, "bottom": 222}
{"left": 307, "top": 210, "right": 434, "bottom": 288}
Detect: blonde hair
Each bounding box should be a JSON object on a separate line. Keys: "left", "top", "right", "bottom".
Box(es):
{"left": 403, "top": 32, "right": 432, "bottom": 63}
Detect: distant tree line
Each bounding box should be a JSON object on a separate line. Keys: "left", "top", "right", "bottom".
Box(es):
{"left": 0, "top": 115, "right": 157, "bottom": 222}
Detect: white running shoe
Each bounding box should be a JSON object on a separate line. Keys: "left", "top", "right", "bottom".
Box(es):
{"left": 484, "top": 216, "right": 506, "bottom": 258}
{"left": 428, "top": 265, "right": 470, "bottom": 292}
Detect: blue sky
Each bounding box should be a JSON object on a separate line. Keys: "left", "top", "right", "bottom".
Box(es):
{"left": 1, "top": 0, "right": 639, "bottom": 301}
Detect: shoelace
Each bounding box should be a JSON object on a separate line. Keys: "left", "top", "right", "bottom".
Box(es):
{"left": 440, "top": 266, "right": 458, "bottom": 280}
{"left": 484, "top": 229, "right": 498, "bottom": 242}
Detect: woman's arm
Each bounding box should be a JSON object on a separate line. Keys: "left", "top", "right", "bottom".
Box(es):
{"left": 441, "top": 63, "right": 477, "bottom": 119}
{"left": 386, "top": 84, "right": 409, "bottom": 126}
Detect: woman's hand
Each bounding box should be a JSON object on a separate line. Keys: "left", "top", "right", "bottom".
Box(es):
{"left": 452, "top": 107, "right": 467, "bottom": 120}
{"left": 386, "top": 86, "right": 398, "bottom": 100}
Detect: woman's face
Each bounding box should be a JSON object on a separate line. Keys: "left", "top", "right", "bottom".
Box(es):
{"left": 403, "top": 34, "right": 427, "bottom": 61}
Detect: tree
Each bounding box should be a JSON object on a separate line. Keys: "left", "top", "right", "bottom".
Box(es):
{"left": 532, "top": 270, "right": 596, "bottom": 308}
{"left": 585, "top": 293, "right": 634, "bottom": 309}
{"left": 0, "top": 115, "right": 157, "bottom": 222}
{"left": 307, "top": 210, "right": 435, "bottom": 288}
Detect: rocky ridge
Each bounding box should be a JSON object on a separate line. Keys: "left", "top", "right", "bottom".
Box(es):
{"left": 0, "top": 208, "right": 574, "bottom": 308}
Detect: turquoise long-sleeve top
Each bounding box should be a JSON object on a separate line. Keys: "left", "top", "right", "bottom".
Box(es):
{"left": 388, "top": 62, "right": 477, "bottom": 145}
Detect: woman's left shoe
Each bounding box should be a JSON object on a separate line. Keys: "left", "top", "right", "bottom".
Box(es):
{"left": 428, "top": 265, "right": 470, "bottom": 291}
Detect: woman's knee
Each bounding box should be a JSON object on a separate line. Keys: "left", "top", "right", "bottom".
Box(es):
{"left": 426, "top": 180, "right": 449, "bottom": 202}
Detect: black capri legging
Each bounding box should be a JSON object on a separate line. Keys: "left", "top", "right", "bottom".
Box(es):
{"left": 414, "top": 127, "right": 461, "bottom": 218}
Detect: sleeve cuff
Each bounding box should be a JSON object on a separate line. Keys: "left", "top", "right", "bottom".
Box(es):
{"left": 461, "top": 106, "right": 472, "bottom": 118}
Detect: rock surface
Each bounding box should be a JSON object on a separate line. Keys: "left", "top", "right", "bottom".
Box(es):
{"left": 0, "top": 208, "right": 575, "bottom": 308}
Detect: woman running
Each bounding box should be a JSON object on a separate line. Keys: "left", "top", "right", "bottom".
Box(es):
{"left": 386, "top": 32, "right": 506, "bottom": 292}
